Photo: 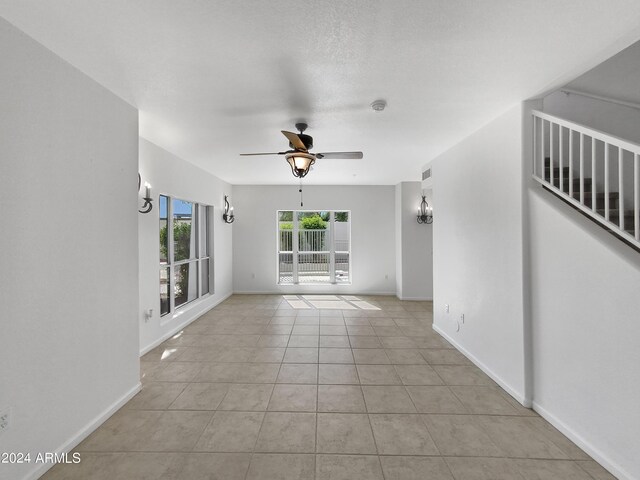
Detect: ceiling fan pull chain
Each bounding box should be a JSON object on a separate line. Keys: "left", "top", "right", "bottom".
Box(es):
{"left": 299, "top": 179, "right": 304, "bottom": 207}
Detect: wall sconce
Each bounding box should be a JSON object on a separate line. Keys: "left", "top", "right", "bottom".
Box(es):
{"left": 138, "top": 173, "right": 153, "bottom": 214}
{"left": 223, "top": 195, "right": 235, "bottom": 223}
{"left": 417, "top": 195, "right": 433, "bottom": 224}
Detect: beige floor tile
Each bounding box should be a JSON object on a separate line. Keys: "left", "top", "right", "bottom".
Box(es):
{"left": 319, "top": 347, "right": 354, "bottom": 364}
{"left": 263, "top": 325, "right": 293, "bottom": 335}
{"left": 284, "top": 347, "right": 319, "bottom": 363}
{"left": 362, "top": 386, "right": 417, "bottom": 413}
{"left": 385, "top": 349, "right": 428, "bottom": 365}
{"left": 295, "top": 317, "right": 321, "bottom": 325}
{"left": 218, "top": 384, "right": 274, "bottom": 411}
{"left": 523, "top": 417, "right": 589, "bottom": 459}
{"left": 125, "top": 382, "right": 187, "bottom": 410}
{"left": 380, "top": 456, "right": 454, "bottom": 480}
{"left": 292, "top": 325, "right": 320, "bottom": 335}
{"left": 421, "top": 348, "right": 471, "bottom": 365}
{"left": 246, "top": 454, "right": 315, "bottom": 480}
{"left": 353, "top": 349, "right": 391, "bottom": 364}
{"left": 288, "top": 335, "right": 319, "bottom": 347}
{"left": 152, "top": 362, "right": 204, "bottom": 382}
{"left": 251, "top": 347, "right": 286, "bottom": 363}
{"left": 168, "top": 453, "right": 251, "bottom": 480}
{"left": 513, "top": 459, "right": 594, "bottom": 479}
{"left": 254, "top": 412, "right": 316, "bottom": 453}
{"left": 413, "top": 336, "right": 453, "bottom": 349}
{"left": 394, "top": 365, "right": 443, "bottom": 385}
{"left": 42, "top": 452, "right": 179, "bottom": 480}
{"left": 433, "top": 365, "right": 495, "bottom": 386}
{"left": 576, "top": 460, "right": 618, "bottom": 479}
{"left": 235, "top": 364, "right": 281, "bottom": 383}
{"left": 475, "top": 416, "right": 569, "bottom": 459}
{"left": 316, "top": 413, "right": 377, "bottom": 454}
{"left": 169, "top": 382, "right": 230, "bottom": 410}
{"left": 347, "top": 325, "right": 376, "bottom": 336}
{"left": 423, "top": 414, "right": 503, "bottom": 456}
{"left": 369, "top": 318, "right": 396, "bottom": 326}
{"left": 318, "top": 385, "right": 366, "bottom": 413}
{"left": 356, "top": 365, "right": 401, "bottom": 385}
{"left": 319, "top": 335, "right": 350, "bottom": 347}
{"left": 195, "top": 363, "right": 239, "bottom": 382}
{"left": 444, "top": 457, "right": 525, "bottom": 480}
{"left": 277, "top": 363, "right": 318, "bottom": 384}
{"left": 348, "top": 336, "right": 383, "bottom": 348}
{"left": 369, "top": 414, "right": 438, "bottom": 455}
{"left": 318, "top": 364, "right": 359, "bottom": 384}
{"left": 372, "top": 326, "right": 403, "bottom": 336}
{"left": 316, "top": 454, "right": 384, "bottom": 480}
{"left": 268, "top": 384, "right": 317, "bottom": 412}
{"left": 449, "top": 386, "right": 521, "bottom": 415}
{"left": 81, "top": 410, "right": 213, "bottom": 452}
{"left": 319, "top": 317, "right": 345, "bottom": 325}
{"left": 406, "top": 386, "right": 468, "bottom": 413}
{"left": 379, "top": 336, "right": 416, "bottom": 348}
{"left": 194, "top": 411, "right": 264, "bottom": 452}
{"left": 320, "top": 325, "right": 348, "bottom": 335}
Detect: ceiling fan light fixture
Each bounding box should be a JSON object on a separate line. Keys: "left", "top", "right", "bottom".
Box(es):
{"left": 286, "top": 152, "right": 315, "bottom": 178}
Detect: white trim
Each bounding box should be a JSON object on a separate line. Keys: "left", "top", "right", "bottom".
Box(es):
{"left": 432, "top": 323, "right": 531, "bottom": 407}
{"left": 561, "top": 87, "right": 640, "bottom": 112}
{"left": 24, "top": 382, "right": 141, "bottom": 480}
{"left": 140, "top": 291, "right": 232, "bottom": 355}
{"left": 231, "top": 290, "right": 397, "bottom": 296}
{"left": 397, "top": 296, "right": 433, "bottom": 301}
{"left": 532, "top": 401, "right": 633, "bottom": 480}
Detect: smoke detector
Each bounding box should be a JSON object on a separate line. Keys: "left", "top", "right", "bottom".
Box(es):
{"left": 370, "top": 99, "right": 387, "bottom": 112}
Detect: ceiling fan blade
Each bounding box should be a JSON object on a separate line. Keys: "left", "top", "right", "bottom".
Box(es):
{"left": 315, "top": 151, "right": 363, "bottom": 159}
{"left": 239, "top": 152, "right": 286, "bottom": 156}
{"left": 281, "top": 130, "right": 307, "bottom": 150}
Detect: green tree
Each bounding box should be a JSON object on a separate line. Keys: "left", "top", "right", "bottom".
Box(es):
{"left": 160, "top": 222, "right": 193, "bottom": 303}
{"left": 301, "top": 215, "right": 327, "bottom": 230}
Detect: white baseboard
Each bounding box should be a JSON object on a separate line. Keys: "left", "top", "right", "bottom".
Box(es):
{"left": 532, "top": 402, "right": 632, "bottom": 480}
{"left": 232, "top": 290, "right": 397, "bottom": 296}
{"left": 432, "top": 323, "right": 530, "bottom": 407}
{"left": 140, "top": 292, "right": 233, "bottom": 356}
{"left": 25, "top": 382, "right": 141, "bottom": 480}
{"left": 397, "top": 296, "right": 433, "bottom": 301}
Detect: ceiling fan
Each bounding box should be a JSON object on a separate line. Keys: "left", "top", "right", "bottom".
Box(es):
{"left": 240, "top": 122, "right": 363, "bottom": 178}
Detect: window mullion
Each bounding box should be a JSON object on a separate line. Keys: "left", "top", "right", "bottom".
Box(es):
{"left": 292, "top": 213, "right": 299, "bottom": 284}
{"left": 168, "top": 196, "right": 175, "bottom": 315}
{"left": 329, "top": 211, "right": 336, "bottom": 284}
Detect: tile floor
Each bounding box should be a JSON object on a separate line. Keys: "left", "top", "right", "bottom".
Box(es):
{"left": 43, "top": 294, "right": 615, "bottom": 479}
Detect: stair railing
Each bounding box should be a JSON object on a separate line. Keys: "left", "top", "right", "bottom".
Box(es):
{"left": 532, "top": 110, "right": 640, "bottom": 249}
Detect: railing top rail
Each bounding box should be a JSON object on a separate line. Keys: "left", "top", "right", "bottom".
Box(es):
{"left": 532, "top": 110, "right": 640, "bottom": 154}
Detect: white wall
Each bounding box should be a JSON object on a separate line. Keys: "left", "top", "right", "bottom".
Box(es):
{"left": 528, "top": 188, "right": 640, "bottom": 480}
{"left": 232, "top": 185, "right": 396, "bottom": 295}
{"left": 432, "top": 104, "right": 528, "bottom": 403}
{"left": 138, "top": 139, "right": 233, "bottom": 354}
{"left": 0, "top": 18, "right": 139, "bottom": 480}
{"left": 395, "top": 182, "right": 433, "bottom": 300}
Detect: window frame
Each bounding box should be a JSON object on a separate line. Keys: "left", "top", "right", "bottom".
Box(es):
{"left": 160, "top": 195, "right": 213, "bottom": 318}
{"left": 276, "top": 210, "right": 351, "bottom": 285}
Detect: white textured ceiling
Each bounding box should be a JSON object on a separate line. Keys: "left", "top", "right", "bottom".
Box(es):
{"left": 2, "top": 1, "right": 640, "bottom": 185}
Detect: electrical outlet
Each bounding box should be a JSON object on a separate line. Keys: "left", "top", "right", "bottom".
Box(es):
{"left": 461, "top": 314, "right": 465, "bottom": 324}
{"left": 445, "top": 304, "right": 449, "bottom": 313}
{"left": 251, "top": 273, "right": 256, "bottom": 279}
{"left": 0, "top": 408, "right": 10, "bottom": 433}
{"left": 384, "top": 274, "right": 389, "bottom": 280}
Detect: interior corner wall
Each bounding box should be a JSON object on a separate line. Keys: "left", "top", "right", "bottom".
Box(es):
{"left": 0, "top": 18, "right": 139, "bottom": 480}
{"left": 395, "top": 182, "right": 433, "bottom": 300}
{"left": 138, "top": 139, "right": 233, "bottom": 354}
{"left": 232, "top": 185, "right": 396, "bottom": 295}
{"left": 431, "top": 104, "right": 527, "bottom": 403}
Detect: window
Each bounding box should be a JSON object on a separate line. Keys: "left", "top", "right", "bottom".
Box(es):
{"left": 277, "top": 210, "right": 351, "bottom": 284}
{"left": 160, "top": 195, "right": 212, "bottom": 316}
